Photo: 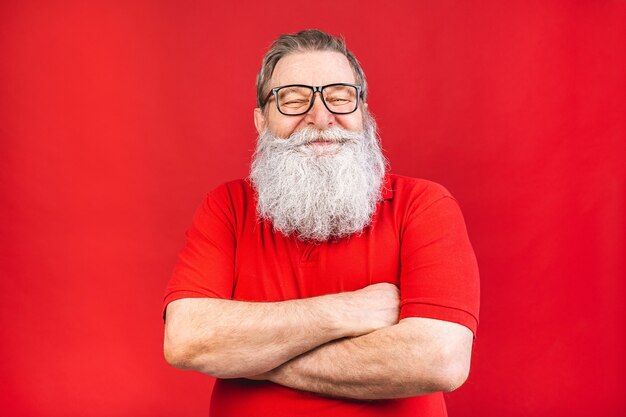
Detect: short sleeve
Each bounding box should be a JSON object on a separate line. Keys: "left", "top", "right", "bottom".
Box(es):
{"left": 162, "top": 185, "right": 237, "bottom": 317}
{"left": 399, "top": 194, "right": 480, "bottom": 336}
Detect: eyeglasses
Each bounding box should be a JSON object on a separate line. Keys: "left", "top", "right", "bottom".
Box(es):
{"left": 264, "top": 83, "right": 362, "bottom": 116}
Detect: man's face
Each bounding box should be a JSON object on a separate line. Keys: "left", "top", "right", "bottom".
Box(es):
{"left": 254, "top": 50, "right": 365, "bottom": 140}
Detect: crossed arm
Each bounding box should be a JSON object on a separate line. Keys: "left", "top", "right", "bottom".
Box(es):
{"left": 164, "top": 283, "right": 473, "bottom": 400}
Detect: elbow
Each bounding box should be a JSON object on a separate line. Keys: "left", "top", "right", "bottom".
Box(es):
{"left": 163, "top": 325, "right": 218, "bottom": 375}
{"left": 437, "top": 364, "right": 470, "bottom": 392}
{"left": 432, "top": 347, "right": 471, "bottom": 393}
{"left": 163, "top": 334, "right": 201, "bottom": 371}
{"left": 163, "top": 339, "right": 190, "bottom": 370}
{"left": 399, "top": 318, "right": 474, "bottom": 395}
{"left": 163, "top": 331, "right": 259, "bottom": 379}
{"left": 163, "top": 338, "right": 225, "bottom": 376}
{"left": 163, "top": 302, "right": 230, "bottom": 376}
{"left": 402, "top": 347, "right": 471, "bottom": 396}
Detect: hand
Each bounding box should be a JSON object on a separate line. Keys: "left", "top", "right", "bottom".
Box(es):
{"left": 342, "top": 282, "right": 400, "bottom": 336}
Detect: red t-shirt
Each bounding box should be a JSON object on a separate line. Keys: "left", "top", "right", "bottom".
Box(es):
{"left": 163, "top": 174, "right": 480, "bottom": 417}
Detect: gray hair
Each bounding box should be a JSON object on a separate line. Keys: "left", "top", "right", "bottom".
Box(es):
{"left": 256, "top": 29, "right": 368, "bottom": 108}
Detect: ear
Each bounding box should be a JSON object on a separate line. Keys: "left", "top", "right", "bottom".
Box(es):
{"left": 254, "top": 108, "right": 266, "bottom": 134}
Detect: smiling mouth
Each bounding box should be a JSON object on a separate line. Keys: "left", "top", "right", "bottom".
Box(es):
{"left": 307, "top": 139, "right": 340, "bottom": 146}
{"left": 300, "top": 139, "right": 342, "bottom": 156}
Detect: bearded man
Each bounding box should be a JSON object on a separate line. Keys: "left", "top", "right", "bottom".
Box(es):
{"left": 163, "top": 29, "right": 480, "bottom": 417}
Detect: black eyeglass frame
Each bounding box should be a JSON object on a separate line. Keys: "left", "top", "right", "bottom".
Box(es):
{"left": 264, "top": 83, "right": 363, "bottom": 116}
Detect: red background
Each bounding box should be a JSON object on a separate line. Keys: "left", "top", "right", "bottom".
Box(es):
{"left": 1, "top": 1, "right": 625, "bottom": 416}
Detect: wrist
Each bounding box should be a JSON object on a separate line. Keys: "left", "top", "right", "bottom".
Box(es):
{"left": 321, "top": 291, "right": 366, "bottom": 338}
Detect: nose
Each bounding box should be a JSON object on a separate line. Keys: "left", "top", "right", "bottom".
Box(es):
{"left": 304, "top": 92, "right": 335, "bottom": 130}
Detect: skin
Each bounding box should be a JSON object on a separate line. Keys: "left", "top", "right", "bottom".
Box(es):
{"left": 164, "top": 283, "right": 400, "bottom": 379}
{"left": 253, "top": 50, "right": 364, "bottom": 139}
{"left": 164, "top": 50, "right": 475, "bottom": 400}
{"left": 257, "top": 318, "right": 473, "bottom": 400}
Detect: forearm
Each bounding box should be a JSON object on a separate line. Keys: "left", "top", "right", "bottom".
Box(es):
{"left": 264, "top": 318, "right": 472, "bottom": 400}
{"left": 164, "top": 284, "right": 398, "bottom": 379}
{"left": 165, "top": 296, "right": 351, "bottom": 378}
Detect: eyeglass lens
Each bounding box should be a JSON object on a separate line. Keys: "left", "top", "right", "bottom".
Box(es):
{"left": 277, "top": 85, "right": 358, "bottom": 115}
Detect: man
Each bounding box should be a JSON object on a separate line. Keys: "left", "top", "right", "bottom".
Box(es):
{"left": 163, "top": 29, "right": 479, "bottom": 417}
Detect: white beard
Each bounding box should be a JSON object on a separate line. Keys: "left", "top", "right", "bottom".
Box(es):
{"left": 249, "top": 114, "right": 387, "bottom": 241}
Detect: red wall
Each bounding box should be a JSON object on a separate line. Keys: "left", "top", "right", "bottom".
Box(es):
{"left": 1, "top": 1, "right": 624, "bottom": 416}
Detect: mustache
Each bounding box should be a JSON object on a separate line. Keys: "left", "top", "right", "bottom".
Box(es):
{"left": 279, "top": 127, "right": 363, "bottom": 146}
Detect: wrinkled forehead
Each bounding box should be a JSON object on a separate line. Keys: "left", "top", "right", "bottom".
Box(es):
{"left": 270, "top": 50, "right": 357, "bottom": 88}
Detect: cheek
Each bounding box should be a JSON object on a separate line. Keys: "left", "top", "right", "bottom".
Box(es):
{"left": 269, "top": 113, "right": 304, "bottom": 138}
{"left": 337, "top": 112, "right": 364, "bottom": 132}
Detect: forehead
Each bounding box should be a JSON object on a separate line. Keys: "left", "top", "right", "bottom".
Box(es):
{"left": 270, "top": 50, "right": 356, "bottom": 87}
